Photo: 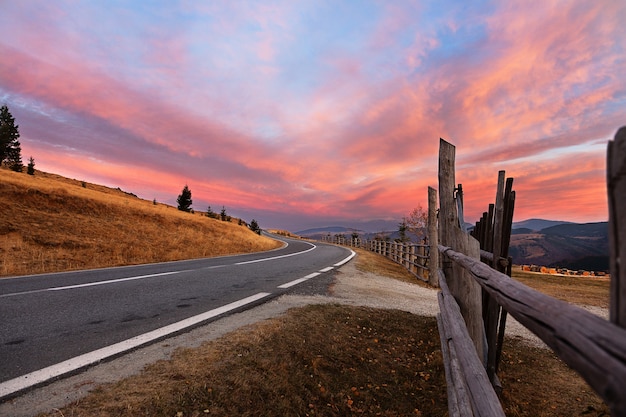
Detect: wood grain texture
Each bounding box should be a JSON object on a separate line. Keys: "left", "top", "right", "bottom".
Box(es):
{"left": 438, "top": 273, "right": 506, "bottom": 417}
{"left": 608, "top": 126, "right": 626, "bottom": 328}
{"left": 440, "top": 244, "right": 626, "bottom": 415}
{"left": 438, "top": 139, "right": 485, "bottom": 360}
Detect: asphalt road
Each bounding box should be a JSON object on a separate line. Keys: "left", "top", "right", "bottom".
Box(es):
{"left": 0, "top": 235, "right": 354, "bottom": 399}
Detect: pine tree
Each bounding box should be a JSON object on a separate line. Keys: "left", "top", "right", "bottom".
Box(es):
{"left": 220, "top": 206, "right": 227, "bottom": 221}
{"left": 0, "top": 105, "right": 22, "bottom": 170}
{"left": 27, "top": 156, "right": 35, "bottom": 175}
{"left": 249, "top": 219, "right": 261, "bottom": 235}
{"left": 177, "top": 184, "right": 193, "bottom": 212}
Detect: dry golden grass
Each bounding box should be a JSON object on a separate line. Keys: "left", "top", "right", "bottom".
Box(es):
{"left": 0, "top": 168, "right": 281, "bottom": 277}
{"left": 44, "top": 306, "right": 448, "bottom": 417}
{"left": 38, "top": 251, "right": 610, "bottom": 417}
{"left": 353, "top": 247, "right": 431, "bottom": 286}
{"left": 512, "top": 267, "right": 610, "bottom": 308}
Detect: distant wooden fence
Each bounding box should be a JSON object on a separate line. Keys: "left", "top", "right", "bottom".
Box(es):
{"left": 321, "top": 235, "right": 431, "bottom": 283}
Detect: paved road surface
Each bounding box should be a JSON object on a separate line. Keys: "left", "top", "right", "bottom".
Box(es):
{"left": 0, "top": 235, "right": 354, "bottom": 399}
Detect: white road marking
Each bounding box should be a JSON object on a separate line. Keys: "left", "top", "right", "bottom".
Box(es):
{"left": 235, "top": 242, "right": 316, "bottom": 265}
{"left": 1, "top": 243, "right": 317, "bottom": 298}
{"left": 0, "top": 292, "right": 272, "bottom": 399}
{"left": 0, "top": 271, "right": 187, "bottom": 298}
{"left": 276, "top": 250, "right": 355, "bottom": 290}
{"left": 334, "top": 250, "right": 356, "bottom": 266}
{"left": 0, "top": 242, "right": 356, "bottom": 399}
{"left": 278, "top": 272, "right": 321, "bottom": 289}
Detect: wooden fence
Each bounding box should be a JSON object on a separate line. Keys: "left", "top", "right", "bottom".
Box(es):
{"left": 435, "top": 135, "right": 626, "bottom": 416}
{"left": 321, "top": 234, "right": 432, "bottom": 283}
{"left": 325, "top": 131, "right": 626, "bottom": 416}
{"left": 323, "top": 130, "right": 626, "bottom": 415}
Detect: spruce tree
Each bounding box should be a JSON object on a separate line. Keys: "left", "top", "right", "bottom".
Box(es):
{"left": 177, "top": 184, "right": 193, "bottom": 212}
{"left": 249, "top": 219, "right": 261, "bottom": 235}
{"left": 27, "top": 156, "right": 35, "bottom": 175}
{"left": 0, "top": 105, "right": 22, "bottom": 170}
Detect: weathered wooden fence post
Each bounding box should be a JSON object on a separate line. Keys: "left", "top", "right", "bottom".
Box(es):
{"left": 608, "top": 126, "right": 626, "bottom": 328}
{"left": 428, "top": 186, "right": 439, "bottom": 287}
{"left": 438, "top": 138, "right": 484, "bottom": 360}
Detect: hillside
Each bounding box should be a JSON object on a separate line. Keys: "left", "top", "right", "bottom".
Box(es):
{"left": 509, "top": 222, "right": 609, "bottom": 271}
{"left": 0, "top": 168, "right": 281, "bottom": 277}
{"left": 298, "top": 217, "right": 609, "bottom": 272}
{"left": 512, "top": 218, "right": 574, "bottom": 231}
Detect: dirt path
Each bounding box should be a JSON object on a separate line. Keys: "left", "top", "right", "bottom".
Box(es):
{"left": 0, "top": 260, "right": 608, "bottom": 416}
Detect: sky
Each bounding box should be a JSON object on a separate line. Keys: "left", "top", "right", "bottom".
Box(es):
{"left": 1, "top": 1, "right": 624, "bottom": 232}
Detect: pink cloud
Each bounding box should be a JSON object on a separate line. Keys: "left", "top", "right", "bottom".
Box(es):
{"left": 2, "top": 1, "right": 623, "bottom": 228}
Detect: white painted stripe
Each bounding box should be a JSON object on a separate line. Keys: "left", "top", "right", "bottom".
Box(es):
{"left": 334, "top": 250, "right": 356, "bottom": 267}
{"left": 319, "top": 266, "right": 334, "bottom": 273}
{"left": 277, "top": 278, "right": 308, "bottom": 289}
{"left": 0, "top": 270, "right": 187, "bottom": 298}
{"left": 277, "top": 272, "right": 321, "bottom": 289}
{"left": 235, "top": 243, "right": 316, "bottom": 265}
{"left": 0, "top": 292, "right": 271, "bottom": 399}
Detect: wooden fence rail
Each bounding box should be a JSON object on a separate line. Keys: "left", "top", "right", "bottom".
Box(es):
{"left": 440, "top": 243, "right": 626, "bottom": 415}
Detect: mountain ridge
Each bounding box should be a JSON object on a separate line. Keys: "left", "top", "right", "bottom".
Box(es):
{"left": 298, "top": 219, "right": 609, "bottom": 272}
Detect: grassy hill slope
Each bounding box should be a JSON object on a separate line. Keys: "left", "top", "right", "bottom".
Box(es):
{"left": 0, "top": 168, "right": 281, "bottom": 277}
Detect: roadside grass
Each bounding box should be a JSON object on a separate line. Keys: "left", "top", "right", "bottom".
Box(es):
{"left": 38, "top": 252, "right": 610, "bottom": 416}
{"left": 353, "top": 247, "right": 430, "bottom": 286}
{"left": 0, "top": 169, "right": 281, "bottom": 277}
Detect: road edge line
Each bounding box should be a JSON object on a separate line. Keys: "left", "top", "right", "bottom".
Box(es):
{"left": 0, "top": 292, "right": 272, "bottom": 401}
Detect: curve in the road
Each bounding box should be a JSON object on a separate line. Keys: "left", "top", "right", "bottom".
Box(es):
{"left": 0, "top": 243, "right": 356, "bottom": 400}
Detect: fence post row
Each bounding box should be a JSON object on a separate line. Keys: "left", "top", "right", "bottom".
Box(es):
{"left": 470, "top": 171, "right": 516, "bottom": 387}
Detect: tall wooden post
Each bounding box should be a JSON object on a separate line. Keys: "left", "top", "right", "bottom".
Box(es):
{"left": 438, "top": 139, "right": 485, "bottom": 360}
{"left": 428, "top": 186, "right": 439, "bottom": 287}
{"left": 608, "top": 126, "right": 626, "bottom": 328}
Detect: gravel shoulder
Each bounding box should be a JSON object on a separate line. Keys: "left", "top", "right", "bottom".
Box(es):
{"left": 0, "top": 258, "right": 609, "bottom": 417}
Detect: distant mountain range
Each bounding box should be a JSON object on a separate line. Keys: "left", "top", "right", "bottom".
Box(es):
{"left": 509, "top": 221, "right": 608, "bottom": 272}
{"left": 297, "top": 219, "right": 609, "bottom": 272}
{"left": 511, "top": 218, "right": 575, "bottom": 231}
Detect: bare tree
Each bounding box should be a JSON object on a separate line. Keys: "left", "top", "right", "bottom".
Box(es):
{"left": 406, "top": 205, "right": 428, "bottom": 240}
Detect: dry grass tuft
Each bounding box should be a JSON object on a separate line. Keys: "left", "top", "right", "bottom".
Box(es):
{"left": 0, "top": 168, "right": 281, "bottom": 277}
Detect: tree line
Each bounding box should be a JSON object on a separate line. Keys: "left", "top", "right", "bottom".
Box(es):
{"left": 176, "top": 184, "right": 262, "bottom": 234}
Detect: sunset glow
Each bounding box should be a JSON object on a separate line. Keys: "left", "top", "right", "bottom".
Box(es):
{"left": 1, "top": 1, "right": 623, "bottom": 230}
